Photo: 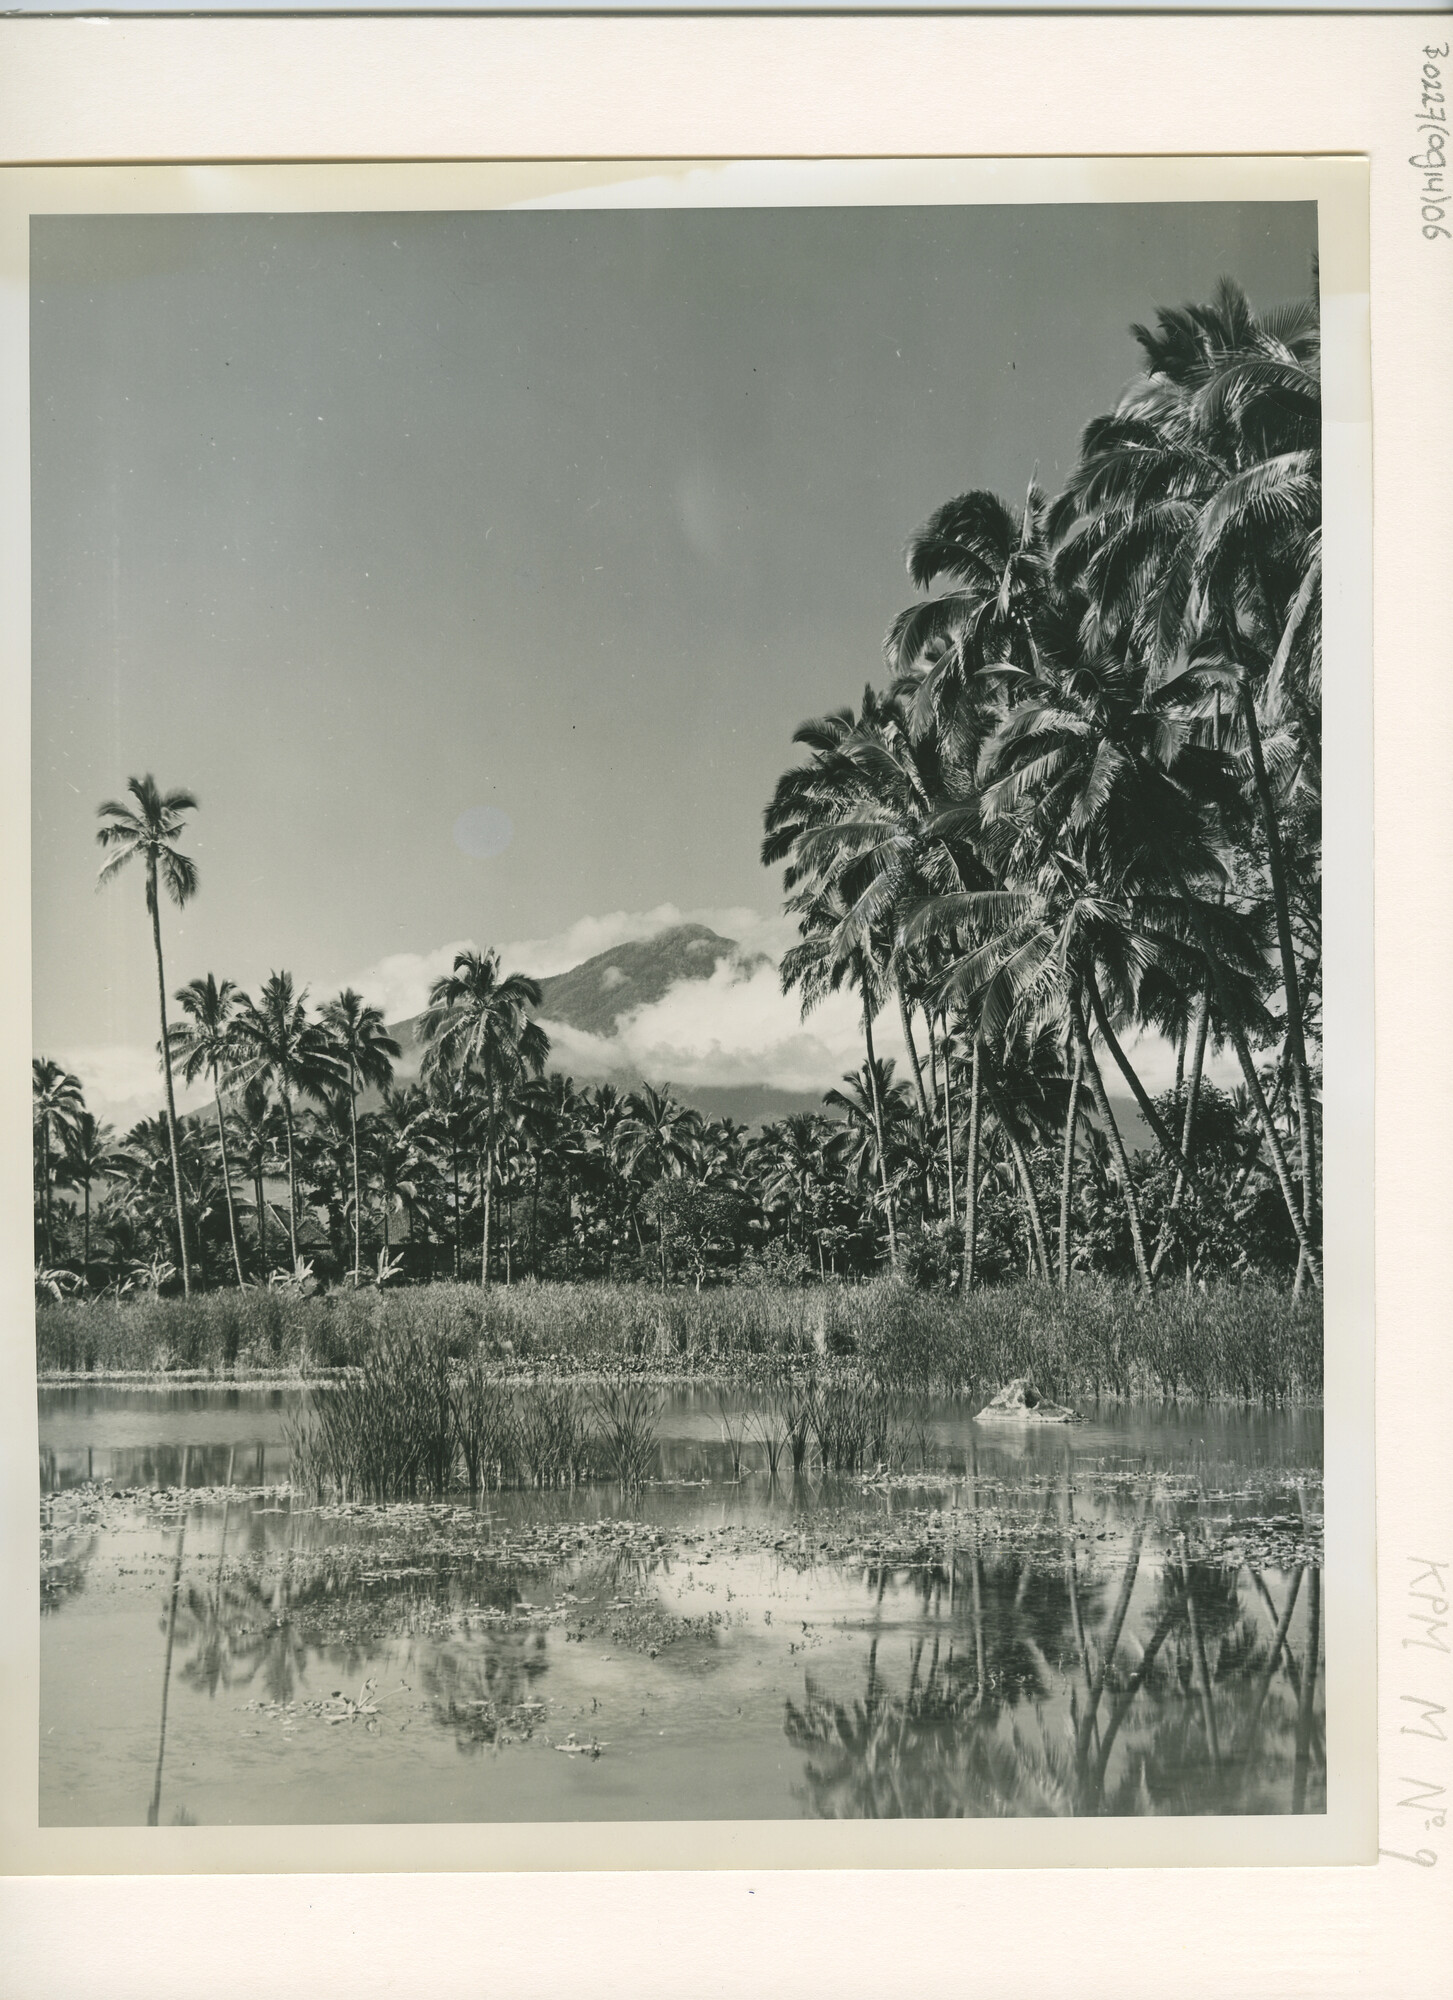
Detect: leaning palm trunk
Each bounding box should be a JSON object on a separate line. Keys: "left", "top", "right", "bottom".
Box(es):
{"left": 1238, "top": 676, "right": 1320, "bottom": 1241}
{"left": 1152, "top": 990, "right": 1210, "bottom": 1281}
{"left": 897, "top": 985, "right": 935, "bottom": 1211}
{"left": 962, "top": 1027, "right": 982, "bottom": 1289}
{"left": 862, "top": 993, "right": 897, "bottom": 1267}
{"left": 253, "top": 1167, "right": 268, "bottom": 1276}
{"left": 981, "top": 1068, "right": 1051, "bottom": 1281}
{"left": 1070, "top": 992, "right": 1153, "bottom": 1293}
{"left": 1177, "top": 880, "right": 1320, "bottom": 1287}
{"left": 149, "top": 864, "right": 191, "bottom": 1296}
{"left": 1085, "top": 973, "right": 1229, "bottom": 1216}
{"left": 1058, "top": 1046, "right": 1084, "bottom": 1290}
{"left": 211, "top": 1078, "right": 246, "bottom": 1287}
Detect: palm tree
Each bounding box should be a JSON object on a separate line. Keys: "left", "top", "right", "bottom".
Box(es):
{"left": 32, "top": 1058, "right": 84, "bottom": 1264}
{"left": 56, "top": 1111, "right": 119, "bottom": 1285}
{"left": 369, "top": 1085, "right": 428, "bottom": 1259}
{"left": 232, "top": 973, "right": 341, "bottom": 1267}
{"left": 226, "top": 1079, "right": 283, "bottom": 1278}
{"left": 775, "top": 876, "right": 900, "bottom": 1265}
{"left": 420, "top": 949, "right": 549, "bottom": 1288}
{"left": 823, "top": 1058, "right": 914, "bottom": 1226}
{"left": 319, "top": 989, "right": 401, "bottom": 1283}
{"left": 167, "top": 975, "right": 248, "bottom": 1287}
{"left": 1055, "top": 280, "right": 1322, "bottom": 1264}
{"left": 95, "top": 775, "right": 199, "bottom": 1296}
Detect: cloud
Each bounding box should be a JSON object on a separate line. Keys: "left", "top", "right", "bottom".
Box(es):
{"left": 541, "top": 952, "right": 907, "bottom": 1095}
{"left": 349, "top": 903, "right": 800, "bottom": 1023}
{"left": 53, "top": 1043, "right": 209, "bottom": 1130}
{"left": 348, "top": 938, "right": 477, "bottom": 1027}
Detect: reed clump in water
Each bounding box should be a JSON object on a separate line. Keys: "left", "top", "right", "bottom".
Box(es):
{"left": 287, "top": 1324, "right": 455, "bottom": 1503}
{"left": 593, "top": 1380, "right": 664, "bottom": 1488}
{"left": 513, "top": 1376, "right": 592, "bottom": 1488}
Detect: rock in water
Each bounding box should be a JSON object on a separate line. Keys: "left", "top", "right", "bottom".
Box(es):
{"left": 974, "top": 1377, "right": 1080, "bottom": 1424}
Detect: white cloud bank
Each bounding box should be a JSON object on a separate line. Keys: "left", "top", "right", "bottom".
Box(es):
{"left": 350, "top": 902, "right": 799, "bottom": 1025}
{"left": 542, "top": 952, "right": 906, "bottom": 1096}
{"left": 354, "top": 903, "right": 898, "bottom": 1096}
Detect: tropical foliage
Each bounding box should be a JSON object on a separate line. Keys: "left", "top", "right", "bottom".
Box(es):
{"left": 34, "top": 275, "right": 1318, "bottom": 1307}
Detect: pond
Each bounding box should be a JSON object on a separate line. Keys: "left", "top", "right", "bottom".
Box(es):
{"left": 38, "top": 1385, "right": 1325, "bottom": 1826}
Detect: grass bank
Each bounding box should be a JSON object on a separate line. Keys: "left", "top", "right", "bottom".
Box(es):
{"left": 35, "top": 1275, "right": 1321, "bottom": 1406}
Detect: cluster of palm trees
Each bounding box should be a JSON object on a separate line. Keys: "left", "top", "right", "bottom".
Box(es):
{"left": 35, "top": 274, "right": 1318, "bottom": 1303}
{"left": 766, "top": 276, "right": 1322, "bottom": 1297}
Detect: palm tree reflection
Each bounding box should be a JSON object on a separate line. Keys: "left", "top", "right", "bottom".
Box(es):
{"left": 787, "top": 1488, "right": 1324, "bottom": 1819}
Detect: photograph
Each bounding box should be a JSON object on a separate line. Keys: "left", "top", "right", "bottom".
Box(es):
{"left": 25, "top": 171, "right": 1341, "bottom": 1836}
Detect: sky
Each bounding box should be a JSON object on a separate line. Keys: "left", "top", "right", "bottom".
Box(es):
{"left": 30, "top": 200, "right": 1318, "bottom": 1124}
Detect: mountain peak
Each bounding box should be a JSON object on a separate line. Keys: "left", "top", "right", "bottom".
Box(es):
{"left": 390, "top": 921, "right": 766, "bottom": 1051}
{"left": 533, "top": 922, "right": 751, "bottom": 1037}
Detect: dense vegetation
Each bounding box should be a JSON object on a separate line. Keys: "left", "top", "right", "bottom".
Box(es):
{"left": 35, "top": 1276, "right": 1320, "bottom": 1406}
{"left": 35, "top": 277, "right": 1321, "bottom": 1325}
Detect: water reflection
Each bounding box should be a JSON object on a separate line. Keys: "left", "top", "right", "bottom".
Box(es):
{"left": 39, "top": 1390, "right": 1324, "bottom": 1824}
{"left": 786, "top": 1536, "right": 1322, "bottom": 1819}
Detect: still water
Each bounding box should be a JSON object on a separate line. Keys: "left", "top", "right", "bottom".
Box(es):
{"left": 39, "top": 1386, "right": 1324, "bottom": 1825}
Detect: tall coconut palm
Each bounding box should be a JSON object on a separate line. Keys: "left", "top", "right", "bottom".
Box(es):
{"left": 419, "top": 949, "right": 548, "bottom": 1288}
{"left": 1054, "top": 280, "right": 1322, "bottom": 1258}
{"left": 95, "top": 776, "right": 199, "bottom": 1296}
{"left": 32, "top": 1058, "right": 84, "bottom": 1265}
{"left": 56, "top": 1111, "right": 119, "bottom": 1285}
{"left": 764, "top": 689, "right": 967, "bottom": 1194}
{"left": 319, "top": 989, "right": 401, "bottom": 1283}
{"left": 232, "top": 973, "right": 341, "bottom": 1267}
{"left": 167, "top": 975, "right": 248, "bottom": 1287}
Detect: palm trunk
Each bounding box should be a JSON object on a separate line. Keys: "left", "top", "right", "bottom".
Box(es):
{"left": 941, "top": 1015, "right": 956, "bottom": 1226}
{"left": 897, "top": 986, "right": 934, "bottom": 1212}
{"left": 1178, "top": 880, "right": 1320, "bottom": 1285}
{"left": 451, "top": 1131, "right": 461, "bottom": 1279}
{"left": 41, "top": 1112, "right": 53, "bottom": 1263}
{"left": 254, "top": 1167, "right": 268, "bottom": 1276}
{"left": 149, "top": 869, "right": 191, "bottom": 1297}
{"left": 1071, "top": 990, "right": 1152, "bottom": 1293}
{"left": 82, "top": 1183, "right": 91, "bottom": 1282}
{"left": 861, "top": 992, "right": 897, "bottom": 1267}
{"left": 1174, "top": 1019, "right": 1187, "bottom": 1110}
{"left": 1152, "top": 990, "right": 1210, "bottom": 1281}
{"left": 281, "top": 1088, "right": 299, "bottom": 1266}
{"left": 1059, "top": 1046, "right": 1084, "bottom": 1290}
{"left": 211, "top": 1079, "right": 246, "bottom": 1287}
{"left": 1239, "top": 677, "right": 1319, "bottom": 1237}
{"left": 480, "top": 1154, "right": 492, "bottom": 1289}
{"left": 1086, "top": 970, "right": 1226, "bottom": 1211}
{"left": 982, "top": 1067, "right": 1051, "bottom": 1281}
{"left": 962, "top": 1028, "right": 982, "bottom": 1290}
{"left": 348, "top": 1065, "right": 362, "bottom": 1283}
